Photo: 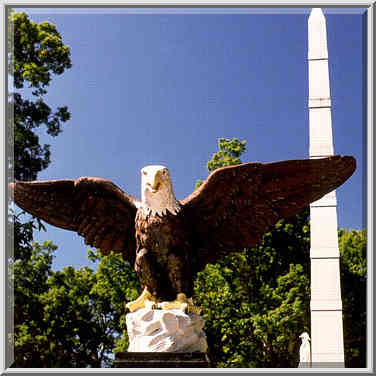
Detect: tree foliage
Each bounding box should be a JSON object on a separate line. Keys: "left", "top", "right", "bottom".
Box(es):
{"left": 8, "top": 10, "right": 71, "bottom": 181}
{"left": 87, "top": 250, "right": 141, "bottom": 355}
{"left": 339, "top": 228, "right": 367, "bottom": 368}
{"left": 8, "top": 10, "right": 72, "bottom": 263}
{"left": 195, "top": 138, "right": 246, "bottom": 189}
{"left": 11, "top": 245, "right": 139, "bottom": 367}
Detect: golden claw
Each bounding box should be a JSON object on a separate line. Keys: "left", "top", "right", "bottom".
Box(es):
{"left": 126, "top": 287, "right": 157, "bottom": 312}
{"left": 158, "top": 293, "right": 202, "bottom": 315}
{"left": 126, "top": 289, "right": 202, "bottom": 315}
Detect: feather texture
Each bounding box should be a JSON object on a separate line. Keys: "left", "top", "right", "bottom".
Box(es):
{"left": 9, "top": 177, "right": 139, "bottom": 264}
{"left": 181, "top": 155, "right": 356, "bottom": 273}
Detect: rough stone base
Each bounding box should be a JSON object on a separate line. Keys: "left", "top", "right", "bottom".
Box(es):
{"left": 114, "top": 352, "right": 210, "bottom": 368}
{"left": 126, "top": 308, "right": 207, "bottom": 352}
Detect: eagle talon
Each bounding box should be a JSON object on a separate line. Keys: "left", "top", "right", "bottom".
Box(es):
{"left": 158, "top": 293, "right": 202, "bottom": 315}
{"left": 126, "top": 286, "right": 157, "bottom": 312}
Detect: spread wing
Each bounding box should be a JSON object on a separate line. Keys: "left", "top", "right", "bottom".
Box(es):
{"left": 9, "top": 177, "right": 140, "bottom": 264}
{"left": 181, "top": 155, "right": 356, "bottom": 272}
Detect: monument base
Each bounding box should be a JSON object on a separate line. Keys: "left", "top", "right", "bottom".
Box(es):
{"left": 114, "top": 352, "right": 210, "bottom": 368}
{"left": 126, "top": 308, "right": 207, "bottom": 352}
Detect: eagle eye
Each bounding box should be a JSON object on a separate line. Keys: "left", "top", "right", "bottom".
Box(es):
{"left": 142, "top": 171, "right": 147, "bottom": 176}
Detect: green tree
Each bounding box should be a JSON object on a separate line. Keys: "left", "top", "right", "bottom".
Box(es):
{"left": 88, "top": 249, "right": 141, "bottom": 355}
{"left": 8, "top": 10, "right": 72, "bottom": 181}
{"left": 195, "top": 138, "right": 246, "bottom": 189}
{"left": 193, "top": 138, "right": 311, "bottom": 367}
{"left": 339, "top": 228, "right": 367, "bottom": 367}
{"left": 8, "top": 10, "right": 72, "bottom": 261}
{"left": 11, "top": 240, "right": 56, "bottom": 367}
{"left": 11, "top": 244, "right": 139, "bottom": 367}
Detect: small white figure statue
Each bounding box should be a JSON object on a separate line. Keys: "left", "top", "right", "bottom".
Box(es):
{"left": 298, "top": 332, "right": 311, "bottom": 368}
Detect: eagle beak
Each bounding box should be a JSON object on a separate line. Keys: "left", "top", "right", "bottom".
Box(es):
{"left": 148, "top": 171, "right": 162, "bottom": 193}
{"left": 148, "top": 182, "right": 160, "bottom": 193}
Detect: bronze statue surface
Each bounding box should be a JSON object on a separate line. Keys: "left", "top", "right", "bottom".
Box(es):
{"left": 10, "top": 156, "right": 356, "bottom": 305}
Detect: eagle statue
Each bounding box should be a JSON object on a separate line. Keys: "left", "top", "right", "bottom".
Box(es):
{"left": 9, "top": 156, "right": 356, "bottom": 312}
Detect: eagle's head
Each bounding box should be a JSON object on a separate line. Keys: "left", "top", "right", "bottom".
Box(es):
{"left": 140, "top": 165, "right": 181, "bottom": 216}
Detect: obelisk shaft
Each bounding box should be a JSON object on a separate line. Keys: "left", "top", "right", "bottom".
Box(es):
{"left": 308, "top": 8, "right": 345, "bottom": 367}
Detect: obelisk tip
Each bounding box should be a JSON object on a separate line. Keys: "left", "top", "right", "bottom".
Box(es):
{"left": 308, "top": 6, "right": 328, "bottom": 60}
{"left": 309, "top": 8, "right": 324, "bottom": 19}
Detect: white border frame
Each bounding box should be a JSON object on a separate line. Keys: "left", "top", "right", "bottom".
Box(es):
{"left": 1, "top": 1, "right": 373, "bottom": 374}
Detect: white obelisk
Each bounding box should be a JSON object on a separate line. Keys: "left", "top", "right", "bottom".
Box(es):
{"left": 308, "top": 8, "right": 345, "bottom": 367}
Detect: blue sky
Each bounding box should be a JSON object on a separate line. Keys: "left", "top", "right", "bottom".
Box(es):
{"left": 15, "top": 7, "right": 366, "bottom": 271}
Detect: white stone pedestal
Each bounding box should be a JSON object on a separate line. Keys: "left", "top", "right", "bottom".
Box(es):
{"left": 126, "top": 308, "right": 208, "bottom": 353}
